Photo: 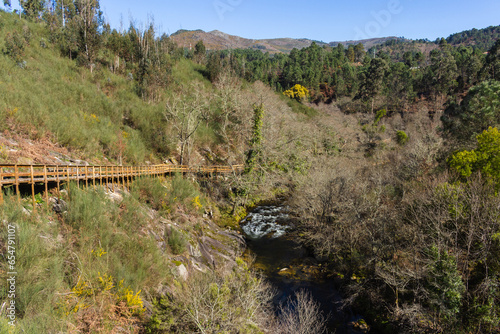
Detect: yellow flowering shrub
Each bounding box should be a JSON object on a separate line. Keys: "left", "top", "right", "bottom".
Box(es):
{"left": 91, "top": 247, "right": 107, "bottom": 258}
{"left": 283, "top": 84, "right": 310, "bottom": 102}
{"left": 83, "top": 112, "right": 100, "bottom": 123}
{"left": 191, "top": 195, "right": 203, "bottom": 210}
{"left": 59, "top": 273, "right": 145, "bottom": 317}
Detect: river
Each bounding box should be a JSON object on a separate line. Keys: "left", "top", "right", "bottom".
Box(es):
{"left": 240, "top": 206, "right": 370, "bottom": 334}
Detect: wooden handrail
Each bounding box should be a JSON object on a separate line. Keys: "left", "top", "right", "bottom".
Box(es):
{"left": 0, "top": 164, "right": 244, "bottom": 210}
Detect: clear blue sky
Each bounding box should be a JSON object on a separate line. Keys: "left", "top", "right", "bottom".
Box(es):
{"left": 3, "top": 0, "right": 500, "bottom": 42}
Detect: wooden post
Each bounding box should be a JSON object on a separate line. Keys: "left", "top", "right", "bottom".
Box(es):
{"left": 120, "top": 166, "right": 124, "bottom": 190}
{"left": 30, "top": 165, "right": 36, "bottom": 213}
{"left": 43, "top": 165, "right": 49, "bottom": 210}
{"left": 85, "top": 165, "right": 89, "bottom": 189}
{"left": 123, "top": 166, "right": 126, "bottom": 189}
{"left": 99, "top": 166, "right": 103, "bottom": 190}
{"left": 66, "top": 165, "right": 70, "bottom": 194}
{"left": 92, "top": 166, "right": 96, "bottom": 190}
{"left": 127, "top": 166, "right": 131, "bottom": 189}
{"left": 56, "top": 165, "right": 61, "bottom": 196}
{"left": 76, "top": 166, "right": 79, "bottom": 188}
{"left": 15, "top": 165, "right": 20, "bottom": 203}
{"left": 0, "top": 166, "right": 3, "bottom": 205}
{"left": 105, "top": 166, "right": 108, "bottom": 192}
{"left": 111, "top": 166, "right": 115, "bottom": 193}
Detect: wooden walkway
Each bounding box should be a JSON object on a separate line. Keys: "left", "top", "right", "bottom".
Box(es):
{"left": 0, "top": 164, "right": 243, "bottom": 211}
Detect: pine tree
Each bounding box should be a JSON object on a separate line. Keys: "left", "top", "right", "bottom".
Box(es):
{"left": 20, "top": 0, "right": 46, "bottom": 19}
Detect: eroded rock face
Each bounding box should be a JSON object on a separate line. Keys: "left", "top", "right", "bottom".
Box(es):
{"left": 156, "top": 215, "right": 247, "bottom": 281}
{"left": 50, "top": 197, "right": 68, "bottom": 213}
{"left": 176, "top": 263, "right": 188, "bottom": 281}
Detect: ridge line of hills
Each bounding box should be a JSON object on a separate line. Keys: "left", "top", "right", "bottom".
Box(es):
{"left": 170, "top": 24, "right": 500, "bottom": 53}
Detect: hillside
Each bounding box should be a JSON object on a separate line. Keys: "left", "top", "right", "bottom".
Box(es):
{"left": 2, "top": 4, "right": 500, "bottom": 334}
{"left": 170, "top": 29, "right": 320, "bottom": 53}
{"left": 170, "top": 25, "right": 500, "bottom": 54}
{"left": 170, "top": 29, "right": 403, "bottom": 53}
{"left": 446, "top": 24, "right": 500, "bottom": 49}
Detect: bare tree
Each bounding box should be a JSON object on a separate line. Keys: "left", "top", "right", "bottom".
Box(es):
{"left": 174, "top": 263, "right": 275, "bottom": 333}
{"left": 277, "top": 290, "right": 327, "bottom": 334}
{"left": 164, "top": 83, "right": 209, "bottom": 165}
{"left": 214, "top": 71, "right": 243, "bottom": 151}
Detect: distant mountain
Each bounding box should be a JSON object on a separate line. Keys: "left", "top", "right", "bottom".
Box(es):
{"left": 170, "top": 25, "right": 500, "bottom": 54}
{"left": 445, "top": 25, "right": 500, "bottom": 50}
{"left": 327, "top": 37, "right": 404, "bottom": 49}
{"left": 170, "top": 29, "right": 317, "bottom": 53}
{"left": 170, "top": 29, "right": 403, "bottom": 54}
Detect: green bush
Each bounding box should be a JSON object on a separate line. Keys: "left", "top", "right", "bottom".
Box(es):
{"left": 131, "top": 177, "right": 168, "bottom": 211}
{"left": 448, "top": 126, "right": 500, "bottom": 182}
{"left": 3, "top": 30, "right": 25, "bottom": 63}
{"left": 374, "top": 108, "right": 387, "bottom": 126}
{"left": 170, "top": 173, "right": 201, "bottom": 203}
{"left": 396, "top": 130, "right": 409, "bottom": 145}
{"left": 167, "top": 228, "right": 187, "bottom": 255}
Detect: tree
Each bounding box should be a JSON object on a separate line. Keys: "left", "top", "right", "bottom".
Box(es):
{"left": 403, "top": 51, "right": 415, "bottom": 68}
{"left": 482, "top": 39, "right": 500, "bottom": 81}
{"left": 425, "top": 246, "right": 465, "bottom": 321}
{"left": 454, "top": 46, "right": 482, "bottom": 89}
{"left": 428, "top": 47, "right": 458, "bottom": 104}
{"left": 164, "top": 84, "right": 208, "bottom": 165}
{"left": 277, "top": 290, "right": 327, "bottom": 334}
{"left": 193, "top": 40, "right": 206, "bottom": 64}
{"left": 354, "top": 43, "right": 365, "bottom": 62}
{"left": 448, "top": 127, "right": 500, "bottom": 183}
{"left": 385, "top": 62, "right": 413, "bottom": 112}
{"left": 70, "top": 0, "right": 103, "bottom": 69}
{"left": 20, "top": 0, "right": 45, "bottom": 19}
{"left": 346, "top": 45, "right": 355, "bottom": 63}
{"left": 442, "top": 80, "right": 500, "bottom": 142}
{"left": 358, "top": 58, "right": 388, "bottom": 112}
{"left": 213, "top": 71, "right": 242, "bottom": 151}
{"left": 54, "top": 0, "right": 77, "bottom": 27}
{"left": 245, "top": 103, "right": 264, "bottom": 174}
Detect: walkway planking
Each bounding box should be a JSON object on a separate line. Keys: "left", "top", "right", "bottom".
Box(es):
{"left": 0, "top": 164, "right": 244, "bottom": 211}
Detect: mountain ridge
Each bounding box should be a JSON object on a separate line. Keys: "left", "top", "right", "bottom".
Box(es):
{"left": 170, "top": 25, "right": 500, "bottom": 53}
{"left": 170, "top": 29, "right": 402, "bottom": 53}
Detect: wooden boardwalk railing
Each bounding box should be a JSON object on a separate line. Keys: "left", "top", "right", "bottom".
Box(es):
{"left": 0, "top": 164, "right": 244, "bottom": 211}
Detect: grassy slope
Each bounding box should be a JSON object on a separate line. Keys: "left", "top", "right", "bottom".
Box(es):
{"left": 0, "top": 12, "right": 215, "bottom": 165}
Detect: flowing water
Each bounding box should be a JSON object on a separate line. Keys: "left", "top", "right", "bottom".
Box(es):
{"left": 240, "top": 206, "right": 369, "bottom": 334}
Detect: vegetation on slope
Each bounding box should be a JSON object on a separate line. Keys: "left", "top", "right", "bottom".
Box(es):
{"left": 1, "top": 2, "right": 500, "bottom": 333}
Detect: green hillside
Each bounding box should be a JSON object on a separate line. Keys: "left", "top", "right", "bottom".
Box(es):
{"left": 1, "top": 4, "right": 500, "bottom": 334}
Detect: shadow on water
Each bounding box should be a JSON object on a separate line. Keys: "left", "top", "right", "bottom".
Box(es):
{"left": 240, "top": 206, "right": 370, "bottom": 334}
